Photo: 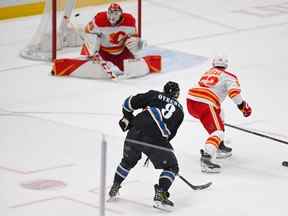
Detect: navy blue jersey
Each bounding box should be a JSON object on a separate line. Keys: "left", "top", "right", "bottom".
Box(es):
{"left": 122, "top": 90, "right": 184, "bottom": 141}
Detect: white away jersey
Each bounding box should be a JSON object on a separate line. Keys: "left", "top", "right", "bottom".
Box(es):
{"left": 187, "top": 67, "right": 242, "bottom": 108}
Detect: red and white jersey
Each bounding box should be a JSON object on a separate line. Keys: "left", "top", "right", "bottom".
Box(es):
{"left": 187, "top": 67, "right": 243, "bottom": 108}
{"left": 85, "top": 12, "right": 137, "bottom": 55}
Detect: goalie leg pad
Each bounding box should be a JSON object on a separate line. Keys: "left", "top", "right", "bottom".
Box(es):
{"left": 52, "top": 58, "right": 87, "bottom": 76}
{"left": 52, "top": 58, "right": 112, "bottom": 79}
{"left": 71, "top": 60, "right": 113, "bottom": 79}
{"left": 123, "top": 58, "right": 150, "bottom": 78}
{"left": 143, "top": 55, "right": 162, "bottom": 73}
{"left": 123, "top": 55, "right": 162, "bottom": 78}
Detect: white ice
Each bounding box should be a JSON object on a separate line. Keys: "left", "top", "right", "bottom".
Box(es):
{"left": 1, "top": 0, "right": 288, "bottom": 215}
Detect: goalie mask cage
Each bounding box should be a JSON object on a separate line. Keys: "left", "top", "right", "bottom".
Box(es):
{"left": 20, "top": 0, "right": 142, "bottom": 62}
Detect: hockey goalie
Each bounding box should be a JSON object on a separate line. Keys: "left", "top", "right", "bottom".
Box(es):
{"left": 52, "top": 3, "right": 161, "bottom": 80}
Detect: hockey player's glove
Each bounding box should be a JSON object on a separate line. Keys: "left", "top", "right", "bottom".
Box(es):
{"left": 119, "top": 117, "right": 131, "bottom": 132}
{"left": 238, "top": 101, "right": 252, "bottom": 117}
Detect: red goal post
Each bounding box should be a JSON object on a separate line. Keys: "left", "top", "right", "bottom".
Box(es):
{"left": 20, "top": 0, "right": 142, "bottom": 62}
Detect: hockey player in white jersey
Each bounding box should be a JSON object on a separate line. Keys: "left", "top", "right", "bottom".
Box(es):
{"left": 186, "top": 56, "right": 252, "bottom": 173}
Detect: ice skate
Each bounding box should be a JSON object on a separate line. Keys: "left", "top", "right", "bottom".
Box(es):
{"left": 216, "top": 141, "right": 232, "bottom": 159}
{"left": 108, "top": 182, "right": 121, "bottom": 201}
{"left": 200, "top": 149, "right": 221, "bottom": 173}
{"left": 153, "top": 184, "right": 174, "bottom": 211}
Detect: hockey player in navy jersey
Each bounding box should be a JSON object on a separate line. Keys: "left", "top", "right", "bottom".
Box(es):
{"left": 108, "top": 81, "right": 184, "bottom": 210}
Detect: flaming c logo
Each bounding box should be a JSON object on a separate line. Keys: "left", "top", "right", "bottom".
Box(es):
{"left": 109, "top": 31, "right": 127, "bottom": 44}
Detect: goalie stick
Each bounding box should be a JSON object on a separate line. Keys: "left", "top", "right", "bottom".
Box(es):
{"left": 63, "top": 14, "right": 118, "bottom": 80}
{"left": 178, "top": 174, "right": 212, "bottom": 190}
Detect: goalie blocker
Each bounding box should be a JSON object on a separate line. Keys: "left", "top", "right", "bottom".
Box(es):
{"left": 51, "top": 55, "right": 161, "bottom": 79}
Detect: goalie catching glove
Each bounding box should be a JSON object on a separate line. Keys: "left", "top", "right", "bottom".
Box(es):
{"left": 238, "top": 101, "right": 252, "bottom": 117}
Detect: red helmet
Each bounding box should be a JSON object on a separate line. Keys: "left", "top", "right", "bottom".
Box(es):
{"left": 107, "top": 3, "right": 123, "bottom": 25}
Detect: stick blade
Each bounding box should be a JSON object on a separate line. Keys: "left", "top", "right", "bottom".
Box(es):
{"left": 192, "top": 181, "right": 212, "bottom": 190}
{"left": 178, "top": 175, "right": 212, "bottom": 190}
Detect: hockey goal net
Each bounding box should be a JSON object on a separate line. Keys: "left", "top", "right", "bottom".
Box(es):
{"left": 20, "top": 0, "right": 142, "bottom": 61}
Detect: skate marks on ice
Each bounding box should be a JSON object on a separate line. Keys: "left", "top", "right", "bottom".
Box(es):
{"left": 89, "top": 180, "right": 140, "bottom": 194}
{"left": 107, "top": 196, "right": 156, "bottom": 212}
{"left": 10, "top": 196, "right": 123, "bottom": 214}
{"left": 108, "top": 196, "right": 175, "bottom": 213}
{"left": 93, "top": 179, "right": 176, "bottom": 213}
{"left": 101, "top": 180, "right": 159, "bottom": 212}
{"left": 91, "top": 179, "right": 152, "bottom": 212}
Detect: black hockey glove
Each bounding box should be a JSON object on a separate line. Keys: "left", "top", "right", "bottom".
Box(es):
{"left": 119, "top": 117, "right": 131, "bottom": 132}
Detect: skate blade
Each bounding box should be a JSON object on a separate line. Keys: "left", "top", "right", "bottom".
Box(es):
{"left": 216, "top": 152, "right": 232, "bottom": 159}
{"left": 107, "top": 196, "right": 118, "bottom": 202}
{"left": 201, "top": 167, "right": 221, "bottom": 173}
{"left": 153, "top": 201, "right": 173, "bottom": 212}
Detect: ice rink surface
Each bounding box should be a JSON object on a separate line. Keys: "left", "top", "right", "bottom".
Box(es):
{"left": 1, "top": 0, "right": 288, "bottom": 215}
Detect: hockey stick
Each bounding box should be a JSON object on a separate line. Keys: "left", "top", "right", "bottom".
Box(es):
{"left": 63, "top": 14, "right": 117, "bottom": 79}
{"left": 224, "top": 123, "right": 288, "bottom": 145}
{"left": 178, "top": 174, "right": 212, "bottom": 190}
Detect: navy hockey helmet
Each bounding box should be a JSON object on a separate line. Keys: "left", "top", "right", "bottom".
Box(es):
{"left": 163, "top": 81, "right": 180, "bottom": 98}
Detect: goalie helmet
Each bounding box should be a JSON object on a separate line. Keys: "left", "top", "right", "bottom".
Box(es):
{"left": 163, "top": 81, "right": 180, "bottom": 99}
{"left": 212, "top": 56, "right": 228, "bottom": 68}
{"left": 107, "top": 3, "right": 123, "bottom": 25}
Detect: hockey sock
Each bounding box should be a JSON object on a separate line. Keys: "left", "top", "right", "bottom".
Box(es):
{"left": 158, "top": 170, "right": 176, "bottom": 192}
{"left": 113, "top": 163, "right": 130, "bottom": 185}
